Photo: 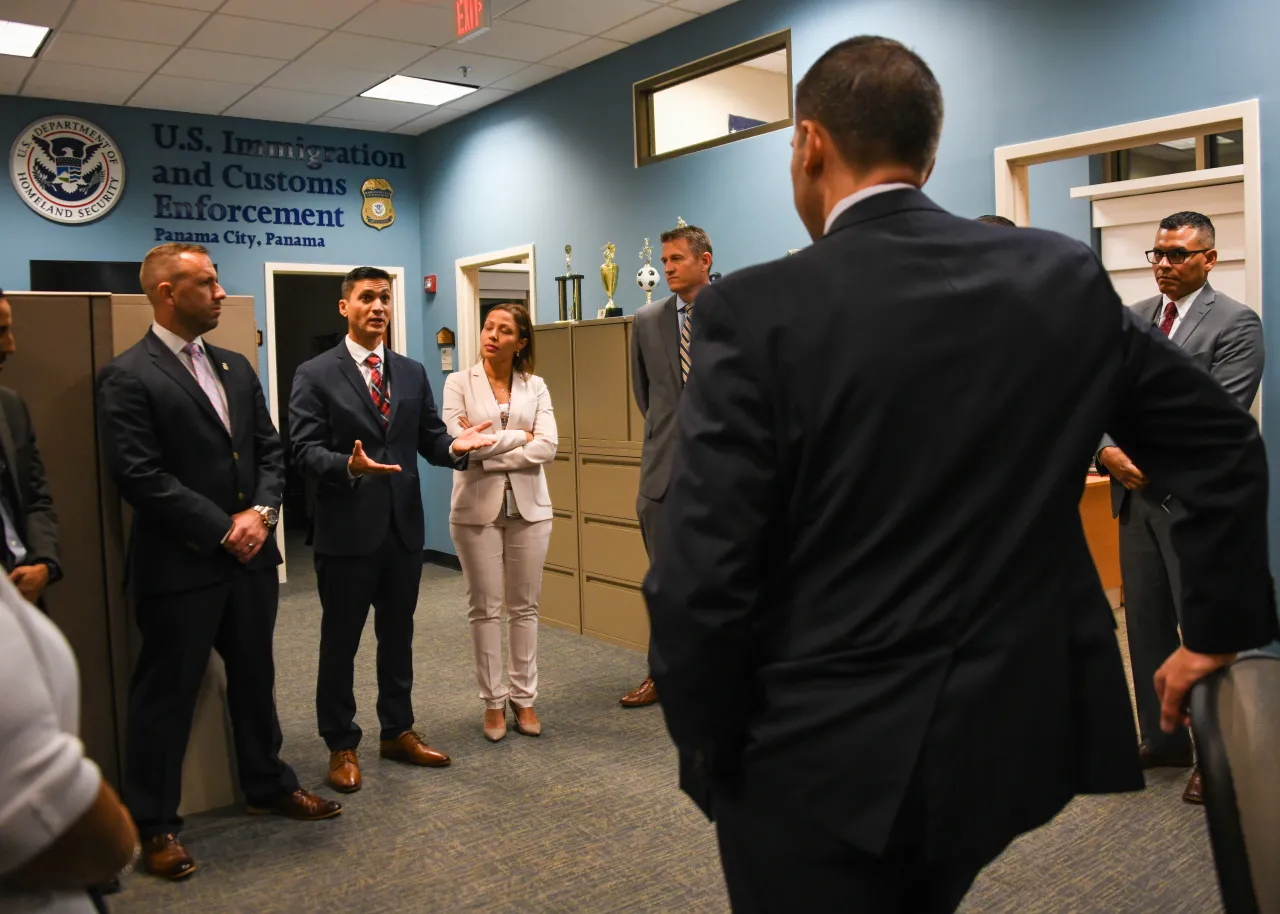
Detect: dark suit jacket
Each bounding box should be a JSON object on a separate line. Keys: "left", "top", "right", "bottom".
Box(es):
{"left": 631, "top": 294, "right": 683, "bottom": 502}
{"left": 288, "top": 342, "right": 456, "bottom": 556}
{"left": 643, "top": 189, "right": 1278, "bottom": 861}
{"left": 1099, "top": 283, "right": 1264, "bottom": 515}
{"left": 96, "top": 330, "right": 283, "bottom": 597}
{"left": 0, "top": 386, "right": 60, "bottom": 576}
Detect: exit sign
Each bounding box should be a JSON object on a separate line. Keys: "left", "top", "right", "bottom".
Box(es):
{"left": 456, "top": 0, "right": 490, "bottom": 42}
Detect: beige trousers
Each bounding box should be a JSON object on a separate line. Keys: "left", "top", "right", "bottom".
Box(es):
{"left": 451, "top": 513, "right": 553, "bottom": 710}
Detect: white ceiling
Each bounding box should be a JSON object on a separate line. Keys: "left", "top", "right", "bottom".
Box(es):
{"left": 0, "top": 0, "right": 741, "bottom": 135}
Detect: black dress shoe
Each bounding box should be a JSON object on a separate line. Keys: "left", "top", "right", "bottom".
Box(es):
{"left": 1182, "top": 769, "right": 1204, "bottom": 804}
{"left": 1138, "top": 741, "right": 1193, "bottom": 770}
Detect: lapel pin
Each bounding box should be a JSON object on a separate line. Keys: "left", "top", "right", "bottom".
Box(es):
{"left": 221, "top": 362, "right": 229, "bottom": 371}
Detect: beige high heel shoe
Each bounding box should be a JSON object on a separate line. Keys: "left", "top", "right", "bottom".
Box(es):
{"left": 483, "top": 706, "right": 507, "bottom": 742}
{"left": 511, "top": 702, "right": 541, "bottom": 737}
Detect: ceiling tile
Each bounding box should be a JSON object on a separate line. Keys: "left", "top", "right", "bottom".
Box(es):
{"left": 340, "top": 0, "right": 457, "bottom": 45}
{"left": 489, "top": 0, "right": 527, "bottom": 13}
{"left": 451, "top": 19, "right": 586, "bottom": 63}
{"left": 322, "top": 96, "right": 426, "bottom": 129}
{"left": 392, "top": 106, "right": 468, "bottom": 135}
{"left": 297, "top": 32, "right": 434, "bottom": 73}
{"left": 187, "top": 14, "right": 329, "bottom": 60}
{"left": 217, "top": 0, "right": 377, "bottom": 29}
{"left": 23, "top": 61, "right": 150, "bottom": 105}
{"left": 669, "top": 0, "right": 739, "bottom": 12}
{"left": 265, "top": 61, "right": 384, "bottom": 95}
{"left": 439, "top": 86, "right": 511, "bottom": 112}
{"left": 222, "top": 86, "right": 350, "bottom": 122}
{"left": 503, "top": 0, "right": 660, "bottom": 36}
{"left": 0, "top": 0, "right": 72, "bottom": 28}
{"left": 62, "top": 0, "right": 208, "bottom": 43}
{"left": 128, "top": 74, "right": 250, "bottom": 114}
{"left": 402, "top": 48, "right": 527, "bottom": 87}
{"left": 128, "top": 0, "right": 224, "bottom": 10}
{"left": 0, "top": 56, "right": 33, "bottom": 95}
{"left": 489, "top": 63, "right": 565, "bottom": 92}
{"left": 310, "top": 115, "right": 377, "bottom": 130}
{"left": 541, "top": 36, "right": 627, "bottom": 69}
{"left": 601, "top": 5, "right": 696, "bottom": 43}
{"left": 160, "top": 48, "right": 287, "bottom": 85}
{"left": 41, "top": 32, "right": 175, "bottom": 75}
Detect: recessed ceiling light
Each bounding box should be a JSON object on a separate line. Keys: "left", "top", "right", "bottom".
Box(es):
{"left": 1158, "top": 138, "right": 1197, "bottom": 151}
{"left": 361, "top": 75, "right": 477, "bottom": 107}
{"left": 0, "top": 20, "right": 50, "bottom": 58}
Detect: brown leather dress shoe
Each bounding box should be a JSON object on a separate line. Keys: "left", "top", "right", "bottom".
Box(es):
{"left": 328, "top": 749, "right": 362, "bottom": 793}
{"left": 620, "top": 676, "right": 658, "bottom": 708}
{"left": 1138, "top": 740, "right": 1194, "bottom": 770}
{"left": 1182, "top": 768, "right": 1204, "bottom": 805}
{"left": 143, "top": 833, "right": 196, "bottom": 881}
{"left": 246, "top": 789, "right": 343, "bottom": 820}
{"left": 379, "top": 730, "right": 451, "bottom": 767}
{"left": 512, "top": 703, "right": 541, "bottom": 737}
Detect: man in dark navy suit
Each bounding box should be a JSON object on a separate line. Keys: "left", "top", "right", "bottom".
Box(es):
{"left": 97, "top": 243, "right": 341, "bottom": 883}
{"left": 644, "top": 37, "right": 1277, "bottom": 912}
{"left": 289, "top": 267, "right": 494, "bottom": 794}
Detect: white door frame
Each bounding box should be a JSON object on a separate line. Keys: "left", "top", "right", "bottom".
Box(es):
{"left": 994, "top": 100, "right": 1262, "bottom": 315}
{"left": 455, "top": 244, "right": 537, "bottom": 371}
{"left": 262, "top": 261, "right": 408, "bottom": 581}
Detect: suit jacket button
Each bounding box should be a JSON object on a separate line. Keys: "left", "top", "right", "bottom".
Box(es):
{"left": 233, "top": 451, "right": 240, "bottom": 460}
{"left": 238, "top": 491, "right": 245, "bottom": 500}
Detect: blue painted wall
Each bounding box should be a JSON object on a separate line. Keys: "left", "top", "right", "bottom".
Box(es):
{"left": 414, "top": 0, "right": 1280, "bottom": 571}
{"left": 0, "top": 95, "right": 422, "bottom": 391}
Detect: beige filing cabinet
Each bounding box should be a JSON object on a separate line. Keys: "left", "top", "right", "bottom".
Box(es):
{"left": 532, "top": 316, "right": 650, "bottom": 651}
{"left": 6, "top": 292, "right": 259, "bottom": 816}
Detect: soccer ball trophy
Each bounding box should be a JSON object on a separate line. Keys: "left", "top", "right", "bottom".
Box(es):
{"left": 636, "top": 237, "right": 660, "bottom": 306}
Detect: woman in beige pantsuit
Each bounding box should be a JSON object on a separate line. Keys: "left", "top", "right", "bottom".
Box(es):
{"left": 444, "top": 303, "right": 556, "bottom": 741}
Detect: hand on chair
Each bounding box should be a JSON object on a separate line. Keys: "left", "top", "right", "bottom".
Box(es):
{"left": 1154, "top": 646, "right": 1236, "bottom": 733}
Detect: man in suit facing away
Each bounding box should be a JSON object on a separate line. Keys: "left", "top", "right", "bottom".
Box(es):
{"left": 97, "top": 244, "right": 341, "bottom": 883}
{"left": 1096, "top": 211, "right": 1264, "bottom": 805}
{"left": 644, "top": 37, "right": 1278, "bottom": 912}
{"left": 621, "top": 224, "right": 714, "bottom": 709}
{"left": 0, "top": 291, "right": 62, "bottom": 607}
{"left": 289, "top": 267, "right": 495, "bottom": 793}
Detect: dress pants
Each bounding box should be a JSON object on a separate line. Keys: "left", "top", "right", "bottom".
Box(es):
{"left": 315, "top": 529, "right": 421, "bottom": 751}
{"left": 1119, "top": 491, "right": 1193, "bottom": 755}
{"left": 124, "top": 568, "right": 299, "bottom": 839}
{"left": 713, "top": 785, "right": 997, "bottom": 914}
{"left": 451, "top": 512, "right": 552, "bottom": 710}
{"left": 637, "top": 494, "right": 665, "bottom": 670}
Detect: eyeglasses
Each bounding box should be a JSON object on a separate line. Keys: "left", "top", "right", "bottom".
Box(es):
{"left": 1145, "top": 249, "right": 1209, "bottom": 265}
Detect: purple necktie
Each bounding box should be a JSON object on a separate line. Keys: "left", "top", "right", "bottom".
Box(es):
{"left": 182, "top": 342, "right": 230, "bottom": 432}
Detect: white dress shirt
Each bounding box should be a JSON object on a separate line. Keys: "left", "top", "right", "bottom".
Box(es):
{"left": 824, "top": 182, "right": 918, "bottom": 235}
{"left": 0, "top": 576, "right": 101, "bottom": 914}
{"left": 344, "top": 335, "right": 390, "bottom": 398}
{"left": 150, "top": 321, "right": 229, "bottom": 413}
{"left": 676, "top": 297, "right": 694, "bottom": 339}
{"left": 1162, "top": 284, "right": 1206, "bottom": 339}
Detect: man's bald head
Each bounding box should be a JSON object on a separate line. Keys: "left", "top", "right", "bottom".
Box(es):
{"left": 140, "top": 242, "right": 210, "bottom": 298}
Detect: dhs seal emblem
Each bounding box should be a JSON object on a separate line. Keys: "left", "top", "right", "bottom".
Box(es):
{"left": 10, "top": 116, "right": 125, "bottom": 224}
{"left": 361, "top": 177, "right": 395, "bottom": 230}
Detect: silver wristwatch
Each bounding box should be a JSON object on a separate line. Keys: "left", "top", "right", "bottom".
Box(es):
{"left": 253, "top": 505, "right": 279, "bottom": 528}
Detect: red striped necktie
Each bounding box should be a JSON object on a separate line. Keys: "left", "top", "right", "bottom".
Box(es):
{"left": 366, "top": 353, "right": 390, "bottom": 424}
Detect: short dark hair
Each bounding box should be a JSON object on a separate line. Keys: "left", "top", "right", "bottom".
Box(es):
{"left": 659, "top": 225, "right": 713, "bottom": 264}
{"left": 796, "top": 36, "right": 943, "bottom": 173}
{"left": 976, "top": 214, "right": 1016, "bottom": 227}
{"left": 1159, "top": 211, "right": 1215, "bottom": 247}
{"left": 485, "top": 302, "right": 536, "bottom": 376}
{"left": 342, "top": 266, "right": 392, "bottom": 299}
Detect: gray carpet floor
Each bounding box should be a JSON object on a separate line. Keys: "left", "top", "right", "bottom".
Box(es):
{"left": 109, "top": 536, "right": 1222, "bottom": 913}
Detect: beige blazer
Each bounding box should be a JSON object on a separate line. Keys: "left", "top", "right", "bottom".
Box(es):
{"left": 443, "top": 363, "right": 558, "bottom": 524}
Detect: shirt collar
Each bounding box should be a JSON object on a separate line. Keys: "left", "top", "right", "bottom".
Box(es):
{"left": 823, "top": 183, "right": 917, "bottom": 235}
{"left": 1164, "top": 284, "right": 1207, "bottom": 318}
{"left": 151, "top": 321, "right": 202, "bottom": 356}
{"left": 345, "top": 335, "right": 385, "bottom": 364}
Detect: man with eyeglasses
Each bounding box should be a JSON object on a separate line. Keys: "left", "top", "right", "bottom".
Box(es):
{"left": 1096, "top": 210, "right": 1264, "bottom": 806}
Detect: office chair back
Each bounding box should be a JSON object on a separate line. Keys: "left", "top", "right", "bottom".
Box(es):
{"left": 1191, "top": 654, "right": 1280, "bottom": 914}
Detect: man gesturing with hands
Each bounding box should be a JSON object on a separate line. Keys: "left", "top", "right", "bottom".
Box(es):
{"left": 289, "top": 267, "right": 495, "bottom": 794}
{"left": 97, "top": 243, "right": 340, "bottom": 883}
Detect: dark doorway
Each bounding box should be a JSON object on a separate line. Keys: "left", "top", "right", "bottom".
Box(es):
{"left": 273, "top": 274, "right": 348, "bottom": 532}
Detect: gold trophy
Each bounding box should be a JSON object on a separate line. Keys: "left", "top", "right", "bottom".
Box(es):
{"left": 636, "top": 238, "right": 659, "bottom": 306}
{"left": 601, "top": 243, "right": 621, "bottom": 317}
{"left": 555, "top": 243, "right": 584, "bottom": 321}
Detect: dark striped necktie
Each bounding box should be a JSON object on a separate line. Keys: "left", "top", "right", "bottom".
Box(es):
{"left": 680, "top": 304, "right": 694, "bottom": 386}
{"left": 366, "top": 353, "right": 390, "bottom": 424}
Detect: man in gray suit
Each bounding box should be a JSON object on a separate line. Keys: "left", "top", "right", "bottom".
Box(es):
{"left": 1097, "top": 210, "right": 1263, "bottom": 804}
{"left": 620, "top": 224, "right": 714, "bottom": 708}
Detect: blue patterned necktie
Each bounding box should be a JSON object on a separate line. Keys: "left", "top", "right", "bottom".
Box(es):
{"left": 680, "top": 304, "right": 694, "bottom": 386}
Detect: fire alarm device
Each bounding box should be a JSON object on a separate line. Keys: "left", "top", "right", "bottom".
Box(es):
{"left": 424, "top": 274, "right": 437, "bottom": 293}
